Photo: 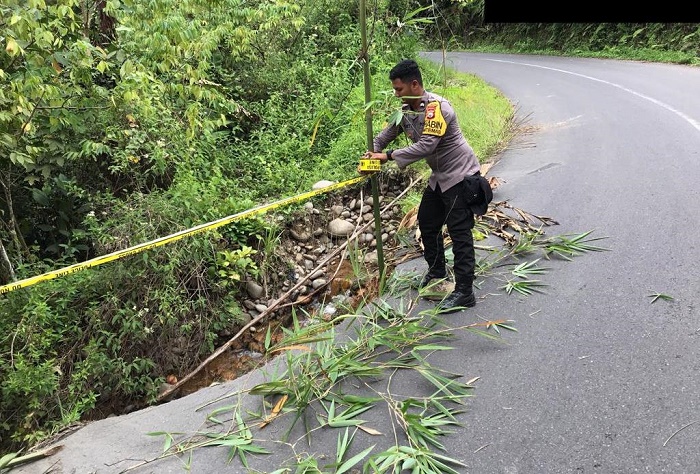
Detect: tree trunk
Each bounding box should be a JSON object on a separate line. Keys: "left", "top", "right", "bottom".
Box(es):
{"left": 0, "top": 169, "right": 29, "bottom": 258}
{"left": 0, "top": 238, "right": 15, "bottom": 284}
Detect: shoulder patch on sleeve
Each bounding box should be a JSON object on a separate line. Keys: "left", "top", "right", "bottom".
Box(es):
{"left": 422, "top": 101, "right": 447, "bottom": 137}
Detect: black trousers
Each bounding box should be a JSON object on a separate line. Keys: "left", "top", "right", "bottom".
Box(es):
{"left": 417, "top": 181, "right": 475, "bottom": 291}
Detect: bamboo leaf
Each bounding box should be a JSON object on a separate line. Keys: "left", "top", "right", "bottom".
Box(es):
{"left": 543, "top": 230, "right": 609, "bottom": 259}
{"left": 248, "top": 380, "right": 291, "bottom": 396}
{"left": 388, "top": 109, "right": 403, "bottom": 127}
{"left": 511, "top": 258, "right": 548, "bottom": 278}
{"left": 260, "top": 394, "right": 288, "bottom": 428}
{"left": 648, "top": 292, "right": 674, "bottom": 304}
{"left": 336, "top": 445, "right": 374, "bottom": 474}
{"left": 502, "top": 279, "right": 547, "bottom": 295}
{"left": 0, "top": 452, "right": 18, "bottom": 469}
{"left": 336, "top": 428, "right": 352, "bottom": 464}
{"left": 413, "top": 344, "right": 453, "bottom": 351}
{"left": 358, "top": 425, "right": 382, "bottom": 435}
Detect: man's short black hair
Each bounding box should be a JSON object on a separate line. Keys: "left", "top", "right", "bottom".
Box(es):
{"left": 389, "top": 59, "right": 423, "bottom": 86}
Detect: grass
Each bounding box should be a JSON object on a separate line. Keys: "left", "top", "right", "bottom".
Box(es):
{"left": 460, "top": 39, "right": 700, "bottom": 67}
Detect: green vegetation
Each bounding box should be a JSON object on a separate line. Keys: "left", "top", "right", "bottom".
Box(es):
{"left": 1, "top": 0, "right": 694, "bottom": 460}
{"left": 0, "top": 0, "right": 515, "bottom": 454}
{"left": 144, "top": 298, "right": 515, "bottom": 473}
{"left": 447, "top": 23, "right": 700, "bottom": 66}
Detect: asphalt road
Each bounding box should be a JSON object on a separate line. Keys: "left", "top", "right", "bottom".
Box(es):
{"left": 417, "top": 51, "right": 700, "bottom": 474}
{"left": 16, "top": 53, "right": 700, "bottom": 474}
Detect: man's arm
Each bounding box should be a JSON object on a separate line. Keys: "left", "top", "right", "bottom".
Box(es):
{"left": 361, "top": 122, "right": 401, "bottom": 165}
{"left": 390, "top": 134, "right": 441, "bottom": 168}
{"left": 372, "top": 122, "right": 401, "bottom": 154}
{"left": 391, "top": 99, "right": 452, "bottom": 168}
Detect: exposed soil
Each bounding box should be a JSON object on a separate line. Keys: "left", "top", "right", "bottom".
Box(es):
{"left": 78, "top": 169, "right": 425, "bottom": 423}
{"left": 175, "top": 257, "right": 369, "bottom": 398}
{"left": 168, "top": 181, "right": 419, "bottom": 399}
{"left": 83, "top": 158, "right": 559, "bottom": 427}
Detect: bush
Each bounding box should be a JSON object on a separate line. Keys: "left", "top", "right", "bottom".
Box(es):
{"left": 0, "top": 0, "right": 433, "bottom": 453}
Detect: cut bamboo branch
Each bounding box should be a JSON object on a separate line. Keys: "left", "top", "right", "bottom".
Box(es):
{"left": 157, "top": 176, "right": 420, "bottom": 402}
{"left": 0, "top": 445, "right": 63, "bottom": 471}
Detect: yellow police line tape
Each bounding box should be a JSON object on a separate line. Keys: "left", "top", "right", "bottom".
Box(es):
{"left": 0, "top": 176, "right": 367, "bottom": 295}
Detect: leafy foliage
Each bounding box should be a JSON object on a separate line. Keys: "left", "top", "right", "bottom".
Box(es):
{"left": 461, "top": 23, "right": 700, "bottom": 65}
{"left": 0, "top": 0, "right": 436, "bottom": 453}
{"left": 146, "top": 298, "right": 503, "bottom": 472}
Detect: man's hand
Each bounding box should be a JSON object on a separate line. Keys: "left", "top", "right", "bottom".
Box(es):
{"left": 357, "top": 151, "right": 388, "bottom": 175}
{"left": 362, "top": 151, "right": 388, "bottom": 162}
{"left": 357, "top": 150, "right": 392, "bottom": 174}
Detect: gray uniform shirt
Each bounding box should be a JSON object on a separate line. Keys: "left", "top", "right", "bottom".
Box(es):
{"left": 373, "top": 90, "right": 480, "bottom": 193}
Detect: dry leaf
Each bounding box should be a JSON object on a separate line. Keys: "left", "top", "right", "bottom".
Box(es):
{"left": 260, "top": 394, "right": 288, "bottom": 429}
{"left": 468, "top": 319, "right": 510, "bottom": 328}
{"left": 358, "top": 425, "right": 382, "bottom": 436}
{"left": 268, "top": 344, "right": 311, "bottom": 354}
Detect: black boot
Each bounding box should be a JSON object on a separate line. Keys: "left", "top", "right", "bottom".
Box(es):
{"left": 419, "top": 271, "right": 448, "bottom": 289}
{"left": 438, "top": 287, "right": 476, "bottom": 313}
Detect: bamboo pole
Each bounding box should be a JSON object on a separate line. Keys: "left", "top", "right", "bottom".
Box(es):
{"left": 359, "top": 0, "right": 386, "bottom": 288}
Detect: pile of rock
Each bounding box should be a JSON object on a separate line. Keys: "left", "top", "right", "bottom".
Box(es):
{"left": 239, "top": 172, "right": 417, "bottom": 323}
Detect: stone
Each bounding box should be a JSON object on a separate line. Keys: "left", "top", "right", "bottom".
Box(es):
{"left": 312, "top": 180, "right": 336, "bottom": 190}
{"left": 309, "top": 269, "right": 325, "bottom": 280}
{"left": 238, "top": 312, "right": 253, "bottom": 326}
{"left": 290, "top": 228, "right": 311, "bottom": 242}
{"left": 363, "top": 250, "right": 378, "bottom": 264}
{"left": 246, "top": 280, "right": 264, "bottom": 299}
{"left": 328, "top": 218, "right": 355, "bottom": 237}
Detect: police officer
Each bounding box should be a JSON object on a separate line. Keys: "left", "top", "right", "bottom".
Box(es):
{"left": 363, "top": 59, "right": 480, "bottom": 312}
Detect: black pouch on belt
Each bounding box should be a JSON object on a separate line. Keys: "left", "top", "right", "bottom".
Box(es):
{"left": 462, "top": 173, "right": 493, "bottom": 215}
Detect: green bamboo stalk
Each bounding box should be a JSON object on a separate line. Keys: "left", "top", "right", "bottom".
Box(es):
{"left": 359, "top": 0, "right": 385, "bottom": 289}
